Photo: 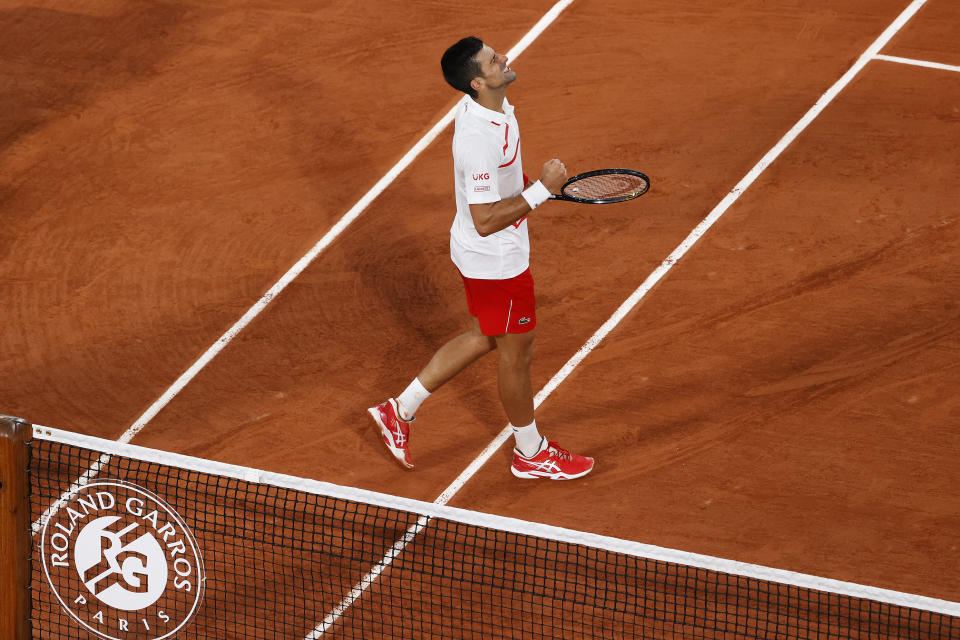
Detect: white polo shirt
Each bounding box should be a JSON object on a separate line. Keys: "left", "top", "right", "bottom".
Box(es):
{"left": 450, "top": 94, "right": 529, "bottom": 280}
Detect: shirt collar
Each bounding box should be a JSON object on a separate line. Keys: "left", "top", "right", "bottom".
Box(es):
{"left": 463, "top": 95, "right": 513, "bottom": 124}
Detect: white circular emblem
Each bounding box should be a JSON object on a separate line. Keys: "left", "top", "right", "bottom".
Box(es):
{"left": 40, "top": 480, "right": 205, "bottom": 640}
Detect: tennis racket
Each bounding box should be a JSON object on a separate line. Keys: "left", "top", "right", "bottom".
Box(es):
{"left": 549, "top": 168, "right": 650, "bottom": 204}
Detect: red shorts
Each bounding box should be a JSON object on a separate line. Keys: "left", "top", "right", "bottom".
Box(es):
{"left": 460, "top": 268, "right": 536, "bottom": 336}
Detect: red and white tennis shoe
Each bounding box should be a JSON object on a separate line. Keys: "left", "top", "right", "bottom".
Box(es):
{"left": 511, "top": 438, "right": 594, "bottom": 480}
{"left": 368, "top": 398, "right": 414, "bottom": 469}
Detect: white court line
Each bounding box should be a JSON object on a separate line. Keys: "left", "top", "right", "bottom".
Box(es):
{"left": 308, "top": 0, "right": 935, "bottom": 634}
{"left": 305, "top": 516, "right": 431, "bottom": 638}
{"left": 874, "top": 53, "right": 960, "bottom": 74}
{"left": 30, "top": 452, "right": 110, "bottom": 535}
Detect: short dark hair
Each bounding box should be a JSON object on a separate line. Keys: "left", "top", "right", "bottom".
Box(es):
{"left": 441, "top": 36, "right": 484, "bottom": 98}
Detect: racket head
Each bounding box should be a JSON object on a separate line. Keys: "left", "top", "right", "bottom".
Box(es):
{"left": 556, "top": 168, "right": 650, "bottom": 204}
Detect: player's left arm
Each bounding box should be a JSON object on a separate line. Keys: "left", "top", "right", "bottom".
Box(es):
{"left": 468, "top": 159, "right": 566, "bottom": 236}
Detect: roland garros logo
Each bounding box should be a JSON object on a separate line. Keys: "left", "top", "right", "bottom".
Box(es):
{"left": 40, "top": 480, "right": 205, "bottom": 640}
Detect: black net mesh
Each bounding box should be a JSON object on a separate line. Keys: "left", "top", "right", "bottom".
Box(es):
{"left": 27, "top": 436, "right": 959, "bottom": 639}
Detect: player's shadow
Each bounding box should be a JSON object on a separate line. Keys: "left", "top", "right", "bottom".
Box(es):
{"left": 0, "top": 2, "right": 187, "bottom": 150}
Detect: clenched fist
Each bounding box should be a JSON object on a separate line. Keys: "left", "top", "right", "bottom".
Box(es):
{"left": 539, "top": 159, "right": 567, "bottom": 193}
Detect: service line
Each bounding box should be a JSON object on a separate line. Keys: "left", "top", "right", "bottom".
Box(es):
{"left": 874, "top": 53, "right": 960, "bottom": 74}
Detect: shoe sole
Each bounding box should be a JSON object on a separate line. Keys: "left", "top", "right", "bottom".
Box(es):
{"left": 510, "top": 461, "right": 594, "bottom": 480}
{"left": 367, "top": 407, "right": 414, "bottom": 470}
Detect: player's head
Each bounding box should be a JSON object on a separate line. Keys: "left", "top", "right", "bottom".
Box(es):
{"left": 442, "top": 37, "right": 516, "bottom": 99}
{"left": 441, "top": 37, "right": 484, "bottom": 97}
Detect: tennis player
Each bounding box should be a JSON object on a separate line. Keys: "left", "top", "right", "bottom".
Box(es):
{"left": 368, "top": 36, "right": 594, "bottom": 480}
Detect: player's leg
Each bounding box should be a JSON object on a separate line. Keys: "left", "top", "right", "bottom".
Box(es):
{"left": 416, "top": 317, "right": 496, "bottom": 398}
{"left": 485, "top": 271, "right": 541, "bottom": 458}
{"left": 493, "top": 329, "right": 536, "bottom": 433}
{"left": 393, "top": 316, "right": 495, "bottom": 423}
{"left": 368, "top": 317, "right": 494, "bottom": 470}
{"left": 491, "top": 281, "right": 594, "bottom": 480}
{"left": 385, "top": 269, "right": 496, "bottom": 423}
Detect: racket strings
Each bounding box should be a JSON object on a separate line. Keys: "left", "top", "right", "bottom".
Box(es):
{"left": 563, "top": 173, "right": 647, "bottom": 200}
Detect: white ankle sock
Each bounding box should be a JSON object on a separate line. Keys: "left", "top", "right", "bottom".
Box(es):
{"left": 396, "top": 377, "right": 430, "bottom": 421}
{"left": 512, "top": 421, "right": 544, "bottom": 458}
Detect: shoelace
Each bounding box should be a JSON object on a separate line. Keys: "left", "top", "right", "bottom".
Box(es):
{"left": 547, "top": 441, "right": 573, "bottom": 461}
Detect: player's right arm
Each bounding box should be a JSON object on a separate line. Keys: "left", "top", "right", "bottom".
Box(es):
{"left": 469, "top": 159, "right": 567, "bottom": 237}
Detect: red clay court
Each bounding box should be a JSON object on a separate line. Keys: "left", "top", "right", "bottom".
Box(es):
{"left": 2, "top": 0, "right": 959, "bottom": 636}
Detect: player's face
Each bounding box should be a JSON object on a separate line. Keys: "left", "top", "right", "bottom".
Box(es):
{"left": 474, "top": 44, "right": 516, "bottom": 91}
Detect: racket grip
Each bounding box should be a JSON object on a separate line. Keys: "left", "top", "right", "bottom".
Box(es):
{"left": 521, "top": 181, "right": 551, "bottom": 209}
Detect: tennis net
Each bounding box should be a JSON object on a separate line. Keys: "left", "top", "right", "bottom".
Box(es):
{"left": 4, "top": 417, "right": 959, "bottom": 639}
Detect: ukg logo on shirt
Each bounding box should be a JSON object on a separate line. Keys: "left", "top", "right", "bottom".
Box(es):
{"left": 40, "top": 480, "right": 205, "bottom": 640}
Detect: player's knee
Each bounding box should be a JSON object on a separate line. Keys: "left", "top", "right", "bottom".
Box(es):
{"left": 499, "top": 336, "right": 534, "bottom": 368}
{"left": 468, "top": 328, "right": 496, "bottom": 353}
{"left": 477, "top": 334, "right": 497, "bottom": 353}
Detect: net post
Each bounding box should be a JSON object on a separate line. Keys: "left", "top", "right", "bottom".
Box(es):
{"left": 0, "top": 415, "right": 32, "bottom": 640}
